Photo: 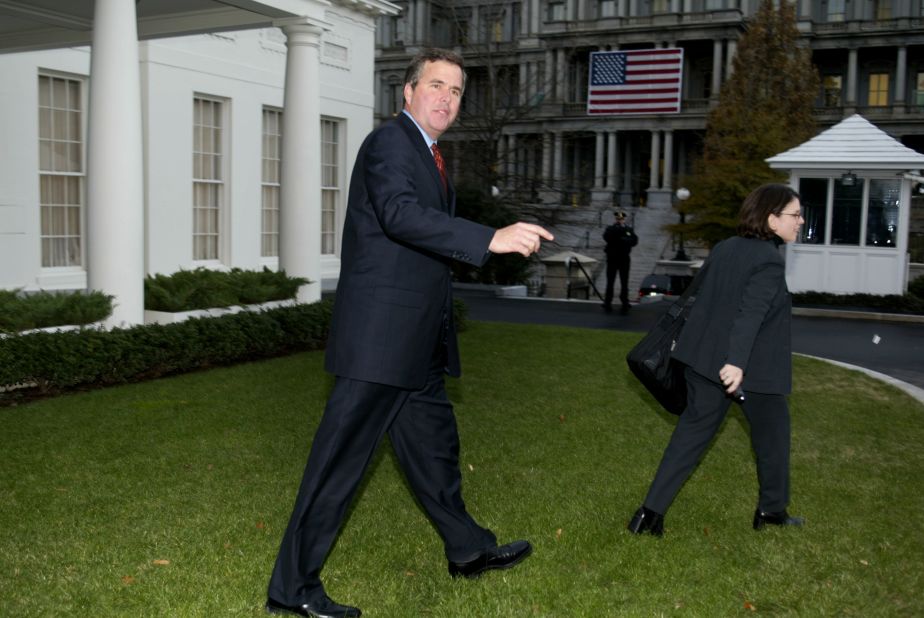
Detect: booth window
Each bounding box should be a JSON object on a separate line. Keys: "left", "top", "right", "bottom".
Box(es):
{"left": 866, "top": 179, "right": 900, "bottom": 247}
{"left": 798, "top": 177, "right": 827, "bottom": 244}
{"left": 798, "top": 176, "right": 900, "bottom": 249}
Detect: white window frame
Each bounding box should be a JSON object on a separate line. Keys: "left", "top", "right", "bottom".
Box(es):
{"left": 192, "top": 95, "right": 228, "bottom": 264}
{"left": 261, "top": 107, "right": 282, "bottom": 259}
{"left": 38, "top": 72, "right": 86, "bottom": 271}
{"left": 321, "top": 117, "right": 343, "bottom": 256}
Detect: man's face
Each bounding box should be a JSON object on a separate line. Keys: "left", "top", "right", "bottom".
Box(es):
{"left": 404, "top": 60, "right": 463, "bottom": 140}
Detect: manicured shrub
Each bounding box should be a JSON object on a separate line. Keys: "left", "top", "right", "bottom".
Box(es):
{"left": 0, "top": 289, "right": 112, "bottom": 333}
{"left": 144, "top": 267, "right": 308, "bottom": 312}
{"left": 0, "top": 300, "right": 332, "bottom": 398}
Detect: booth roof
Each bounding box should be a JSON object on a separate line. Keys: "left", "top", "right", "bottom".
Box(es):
{"left": 767, "top": 114, "right": 924, "bottom": 170}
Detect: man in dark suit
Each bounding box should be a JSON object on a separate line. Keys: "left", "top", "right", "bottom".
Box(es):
{"left": 265, "top": 48, "right": 553, "bottom": 618}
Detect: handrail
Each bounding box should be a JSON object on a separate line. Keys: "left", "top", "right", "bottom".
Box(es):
{"left": 566, "top": 256, "right": 604, "bottom": 301}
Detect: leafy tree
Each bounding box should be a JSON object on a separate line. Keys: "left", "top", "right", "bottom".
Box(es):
{"left": 676, "top": 0, "right": 819, "bottom": 247}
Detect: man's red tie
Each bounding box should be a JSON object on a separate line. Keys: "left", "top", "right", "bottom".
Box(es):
{"left": 431, "top": 143, "right": 448, "bottom": 191}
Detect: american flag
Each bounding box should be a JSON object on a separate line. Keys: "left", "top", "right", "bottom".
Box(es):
{"left": 587, "top": 48, "right": 683, "bottom": 115}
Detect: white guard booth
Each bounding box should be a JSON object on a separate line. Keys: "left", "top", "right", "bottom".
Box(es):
{"left": 766, "top": 114, "right": 924, "bottom": 295}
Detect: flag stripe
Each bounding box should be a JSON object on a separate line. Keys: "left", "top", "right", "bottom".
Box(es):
{"left": 587, "top": 48, "right": 684, "bottom": 115}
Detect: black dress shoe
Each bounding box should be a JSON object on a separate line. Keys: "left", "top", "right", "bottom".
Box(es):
{"left": 266, "top": 595, "right": 361, "bottom": 618}
{"left": 753, "top": 508, "right": 804, "bottom": 530}
{"left": 627, "top": 506, "right": 664, "bottom": 536}
{"left": 448, "top": 540, "right": 533, "bottom": 578}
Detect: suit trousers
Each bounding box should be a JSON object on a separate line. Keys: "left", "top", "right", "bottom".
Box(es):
{"left": 604, "top": 257, "right": 631, "bottom": 308}
{"left": 267, "top": 352, "right": 496, "bottom": 606}
{"left": 643, "top": 366, "right": 791, "bottom": 515}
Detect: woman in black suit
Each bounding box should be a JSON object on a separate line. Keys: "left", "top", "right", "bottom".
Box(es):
{"left": 628, "top": 183, "right": 805, "bottom": 536}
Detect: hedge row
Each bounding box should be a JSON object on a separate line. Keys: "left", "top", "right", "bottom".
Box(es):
{"left": 0, "top": 299, "right": 333, "bottom": 399}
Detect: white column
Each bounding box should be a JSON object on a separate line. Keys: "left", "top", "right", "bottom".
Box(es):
{"left": 553, "top": 132, "right": 564, "bottom": 182}
{"left": 87, "top": 0, "right": 144, "bottom": 328}
{"left": 607, "top": 132, "right": 618, "bottom": 189}
{"left": 649, "top": 131, "right": 661, "bottom": 191}
{"left": 556, "top": 49, "right": 566, "bottom": 100}
{"left": 530, "top": 0, "right": 541, "bottom": 34}
{"left": 847, "top": 47, "right": 858, "bottom": 107}
{"left": 519, "top": 62, "right": 528, "bottom": 105}
{"left": 623, "top": 140, "right": 633, "bottom": 193}
{"left": 662, "top": 130, "right": 674, "bottom": 190}
{"left": 471, "top": 5, "right": 481, "bottom": 43}
{"left": 594, "top": 131, "right": 605, "bottom": 188}
{"left": 507, "top": 134, "right": 517, "bottom": 182}
{"left": 726, "top": 40, "right": 737, "bottom": 78}
{"left": 711, "top": 39, "right": 723, "bottom": 100}
{"left": 542, "top": 132, "right": 553, "bottom": 181}
{"left": 415, "top": 0, "right": 427, "bottom": 43}
{"left": 405, "top": 2, "right": 415, "bottom": 44}
{"left": 279, "top": 21, "right": 327, "bottom": 303}
{"left": 895, "top": 46, "right": 907, "bottom": 108}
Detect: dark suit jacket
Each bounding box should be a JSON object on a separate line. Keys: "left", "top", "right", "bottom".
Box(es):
{"left": 325, "top": 112, "right": 495, "bottom": 390}
{"left": 672, "top": 236, "right": 792, "bottom": 395}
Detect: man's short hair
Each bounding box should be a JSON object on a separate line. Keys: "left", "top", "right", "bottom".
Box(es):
{"left": 614, "top": 210, "right": 627, "bottom": 219}
{"left": 404, "top": 48, "right": 467, "bottom": 93}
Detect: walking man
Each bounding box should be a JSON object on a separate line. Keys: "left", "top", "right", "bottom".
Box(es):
{"left": 265, "top": 48, "right": 553, "bottom": 618}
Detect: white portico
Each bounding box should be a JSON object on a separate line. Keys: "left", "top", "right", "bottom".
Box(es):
{"left": 0, "top": 0, "right": 398, "bottom": 327}
{"left": 767, "top": 114, "right": 924, "bottom": 295}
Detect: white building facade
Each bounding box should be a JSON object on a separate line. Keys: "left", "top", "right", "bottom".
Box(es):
{"left": 0, "top": 0, "right": 398, "bottom": 327}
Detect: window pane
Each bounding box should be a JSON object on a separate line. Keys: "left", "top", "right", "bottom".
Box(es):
{"left": 823, "top": 75, "right": 842, "bottom": 107}
{"left": 52, "top": 78, "right": 66, "bottom": 108}
{"left": 798, "top": 178, "right": 827, "bottom": 244}
{"left": 831, "top": 178, "right": 863, "bottom": 245}
{"left": 39, "top": 140, "right": 52, "bottom": 170}
{"left": 868, "top": 73, "right": 889, "bottom": 106}
{"left": 39, "top": 108, "right": 51, "bottom": 139}
{"left": 53, "top": 109, "right": 67, "bottom": 140}
{"left": 38, "top": 75, "right": 50, "bottom": 107}
{"left": 866, "top": 179, "right": 900, "bottom": 247}
{"left": 69, "top": 143, "right": 82, "bottom": 172}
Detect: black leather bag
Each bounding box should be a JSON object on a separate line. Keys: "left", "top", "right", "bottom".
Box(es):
{"left": 626, "top": 264, "right": 707, "bottom": 415}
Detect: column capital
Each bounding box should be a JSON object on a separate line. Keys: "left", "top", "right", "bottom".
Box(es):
{"left": 275, "top": 17, "right": 330, "bottom": 45}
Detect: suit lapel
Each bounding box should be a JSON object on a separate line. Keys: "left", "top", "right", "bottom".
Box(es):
{"left": 396, "top": 114, "right": 450, "bottom": 211}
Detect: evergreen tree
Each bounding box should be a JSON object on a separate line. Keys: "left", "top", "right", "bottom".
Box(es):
{"left": 677, "top": 0, "right": 819, "bottom": 247}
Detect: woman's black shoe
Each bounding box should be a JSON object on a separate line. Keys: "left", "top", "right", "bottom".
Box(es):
{"left": 753, "top": 508, "right": 804, "bottom": 530}
{"left": 627, "top": 506, "right": 664, "bottom": 536}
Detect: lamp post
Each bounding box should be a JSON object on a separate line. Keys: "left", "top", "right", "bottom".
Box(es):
{"left": 673, "top": 187, "right": 690, "bottom": 261}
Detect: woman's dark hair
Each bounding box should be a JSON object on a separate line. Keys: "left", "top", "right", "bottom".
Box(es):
{"left": 403, "top": 48, "right": 467, "bottom": 93}
{"left": 737, "top": 183, "right": 800, "bottom": 240}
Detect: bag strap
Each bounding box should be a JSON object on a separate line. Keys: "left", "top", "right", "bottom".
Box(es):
{"left": 666, "top": 259, "right": 710, "bottom": 319}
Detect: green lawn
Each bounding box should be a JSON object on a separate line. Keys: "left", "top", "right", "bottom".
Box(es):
{"left": 2, "top": 321, "right": 923, "bottom": 616}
